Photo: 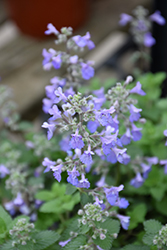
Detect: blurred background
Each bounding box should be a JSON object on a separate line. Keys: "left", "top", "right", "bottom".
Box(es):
{"left": 0, "top": 0, "right": 163, "bottom": 121}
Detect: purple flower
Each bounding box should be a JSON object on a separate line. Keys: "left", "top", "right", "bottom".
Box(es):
{"left": 0, "top": 164, "right": 10, "bottom": 178}
{"left": 112, "top": 147, "right": 127, "bottom": 163}
{"left": 59, "top": 239, "right": 71, "bottom": 247}
{"left": 45, "top": 23, "right": 59, "bottom": 36}
{"left": 80, "top": 145, "right": 94, "bottom": 165}
{"left": 70, "top": 130, "right": 84, "bottom": 149}
{"left": 54, "top": 87, "right": 67, "bottom": 103}
{"left": 164, "top": 129, "right": 167, "bottom": 146}
{"left": 13, "top": 193, "right": 24, "bottom": 206}
{"left": 129, "top": 104, "right": 142, "bottom": 122}
{"left": 115, "top": 198, "right": 129, "bottom": 209}
{"left": 42, "top": 49, "right": 52, "bottom": 66}
{"left": 59, "top": 136, "right": 71, "bottom": 152}
{"left": 104, "top": 184, "right": 124, "bottom": 206}
{"left": 72, "top": 32, "right": 95, "bottom": 50}
{"left": 94, "top": 197, "right": 105, "bottom": 210}
{"left": 52, "top": 54, "right": 62, "bottom": 69}
{"left": 77, "top": 173, "right": 90, "bottom": 189}
{"left": 42, "top": 121, "right": 56, "bottom": 140}
{"left": 150, "top": 11, "right": 166, "bottom": 25}
{"left": 96, "top": 175, "right": 106, "bottom": 187}
{"left": 122, "top": 153, "right": 131, "bottom": 165}
{"left": 144, "top": 32, "right": 156, "bottom": 47}
{"left": 130, "top": 81, "right": 146, "bottom": 96}
{"left": 119, "top": 13, "right": 132, "bottom": 26}
{"left": 117, "top": 214, "right": 130, "bottom": 230}
{"left": 87, "top": 120, "right": 99, "bottom": 133}
{"left": 52, "top": 164, "right": 63, "bottom": 182}
{"left": 81, "top": 62, "right": 94, "bottom": 80}
{"left": 131, "top": 123, "right": 142, "bottom": 141}
{"left": 145, "top": 156, "right": 158, "bottom": 165}
{"left": 70, "top": 55, "right": 78, "bottom": 64}
{"left": 50, "top": 77, "right": 66, "bottom": 88}
{"left": 42, "top": 98, "right": 53, "bottom": 114}
{"left": 106, "top": 150, "right": 117, "bottom": 164}
{"left": 49, "top": 105, "right": 61, "bottom": 121}
{"left": 95, "top": 107, "right": 115, "bottom": 127}
{"left": 130, "top": 172, "right": 144, "bottom": 188}
{"left": 42, "top": 157, "right": 56, "bottom": 173}
{"left": 67, "top": 166, "right": 80, "bottom": 186}
{"left": 4, "top": 201, "right": 16, "bottom": 216}
{"left": 121, "top": 128, "right": 132, "bottom": 145}
{"left": 160, "top": 159, "right": 167, "bottom": 174}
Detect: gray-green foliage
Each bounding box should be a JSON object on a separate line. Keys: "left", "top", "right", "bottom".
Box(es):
{"left": 0, "top": 206, "right": 60, "bottom": 250}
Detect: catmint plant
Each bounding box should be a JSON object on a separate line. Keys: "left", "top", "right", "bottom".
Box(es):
{"left": 40, "top": 23, "right": 150, "bottom": 248}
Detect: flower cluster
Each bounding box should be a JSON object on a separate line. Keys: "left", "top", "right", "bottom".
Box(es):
{"left": 153, "top": 224, "right": 167, "bottom": 249}
{"left": 9, "top": 218, "right": 35, "bottom": 247}
{"left": 119, "top": 6, "right": 166, "bottom": 47}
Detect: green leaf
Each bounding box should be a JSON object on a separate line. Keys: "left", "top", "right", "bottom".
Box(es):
{"left": 66, "top": 184, "right": 77, "bottom": 195}
{"left": 93, "top": 234, "right": 113, "bottom": 250}
{"left": 51, "top": 183, "right": 66, "bottom": 195}
{"left": 63, "top": 235, "right": 87, "bottom": 250}
{"left": 100, "top": 218, "right": 120, "bottom": 235}
{"left": 0, "top": 218, "right": 7, "bottom": 235}
{"left": 80, "top": 193, "right": 92, "bottom": 206}
{"left": 40, "top": 199, "right": 62, "bottom": 213}
{"left": 33, "top": 230, "right": 60, "bottom": 250}
{"left": 1, "top": 240, "right": 14, "bottom": 250}
{"left": 155, "top": 196, "right": 167, "bottom": 216}
{"left": 127, "top": 203, "right": 147, "bottom": 230}
{"left": 60, "top": 218, "right": 79, "bottom": 241}
{"left": 35, "top": 190, "right": 55, "bottom": 201}
{"left": 0, "top": 206, "right": 12, "bottom": 230}
{"left": 144, "top": 166, "right": 161, "bottom": 187}
{"left": 144, "top": 220, "right": 162, "bottom": 234}
{"left": 143, "top": 233, "right": 155, "bottom": 246}
{"left": 150, "top": 186, "right": 166, "bottom": 201}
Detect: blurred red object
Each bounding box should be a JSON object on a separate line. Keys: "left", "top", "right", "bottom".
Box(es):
{"left": 5, "top": 0, "right": 89, "bottom": 38}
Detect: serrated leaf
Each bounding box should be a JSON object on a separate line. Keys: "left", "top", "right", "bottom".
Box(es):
{"left": 60, "top": 218, "right": 79, "bottom": 241}
{"left": 143, "top": 233, "right": 155, "bottom": 246}
{"left": 66, "top": 184, "right": 77, "bottom": 195}
{"left": 35, "top": 190, "right": 55, "bottom": 201}
{"left": 144, "top": 220, "right": 162, "bottom": 234}
{"left": 79, "top": 224, "right": 89, "bottom": 234}
{"left": 33, "top": 230, "right": 60, "bottom": 250}
{"left": 0, "top": 206, "right": 12, "bottom": 230}
{"left": 1, "top": 240, "right": 14, "bottom": 250}
{"left": 93, "top": 234, "right": 113, "bottom": 250}
{"left": 100, "top": 218, "right": 120, "bottom": 235}
{"left": 127, "top": 203, "right": 147, "bottom": 230}
{"left": 63, "top": 235, "right": 86, "bottom": 250}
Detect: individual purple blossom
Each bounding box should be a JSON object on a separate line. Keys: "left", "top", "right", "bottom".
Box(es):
{"left": 140, "top": 162, "right": 152, "bottom": 179}
{"left": 104, "top": 184, "right": 124, "bottom": 206}
{"left": 42, "top": 121, "right": 56, "bottom": 140}
{"left": 145, "top": 156, "right": 158, "bottom": 165}
{"left": 49, "top": 105, "right": 61, "bottom": 121}
{"left": 50, "top": 76, "right": 66, "bottom": 88}
{"left": 117, "top": 214, "right": 130, "bottom": 230}
{"left": 77, "top": 173, "right": 90, "bottom": 189}
{"left": 52, "top": 54, "right": 62, "bottom": 69}
{"left": 129, "top": 104, "right": 142, "bottom": 122}
{"left": 52, "top": 164, "right": 63, "bottom": 182}
{"left": 45, "top": 23, "right": 59, "bottom": 36}
{"left": 45, "top": 85, "right": 56, "bottom": 100}
{"left": 87, "top": 120, "right": 99, "bottom": 133}
{"left": 67, "top": 166, "right": 80, "bottom": 186}
{"left": 96, "top": 175, "right": 106, "bottom": 187}
{"left": 42, "top": 48, "right": 52, "bottom": 66}
{"left": 144, "top": 32, "right": 156, "bottom": 47}
{"left": 115, "top": 198, "right": 129, "bottom": 209}
{"left": 59, "top": 136, "right": 71, "bottom": 152}
{"left": 130, "top": 172, "right": 144, "bottom": 188}
{"left": 13, "top": 193, "right": 24, "bottom": 206}
{"left": 59, "top": 238, "right": 71, "bottom": 247}
{"left": 119, "top": 13, "right": 132, "bottom": 26}
{"left": 42, "top": 98, "right": 53, "bottom": 114}
{"left": 159, "top": 159, "right": 167, "bottom": 174}
{"left": 112, "top": 147, "right": 127, "bottom": 164}
{"left": 131, "top": 123, "right": 142, "bottom": 141}
{"left": 97, "top": 246, "right": 104, "bottom": 250}
{"left": 80, "top": 145, "right": 94, "bottom": 165}
{"left": 42, "top": 157, "right": 56, "bottom": 173}
{"left": 81, "top": 62, "right": 94, "bottom": 80}
{"left": 72, "top": 31, "right": 95, "bottom": 50}
{"left": 54, "top": 87, "right": 67, "bottom": 103}
{"left": 4, "top": 201, "right": 16, "bottom": 216}
{"left": 64, "top": 87, "right": 75, "bottom": 98}
{"left": 121, "top": 128, "right": 132, "bottom": 145}
{"left": 122, "top": 153, "right": 131, "bottom": 165}
{"left": 94, "top": 197, "right": 105, "bottom": 210}
{"left": 70, "top": 55, "right": 78, "bottom": 64}
{"left": 106, "top": 150, "right": 117, "bottom": 164}
{"left": 0, "top": 164, "right": 10, "bottom": 178}
{"left": 95, "top": 107, "right": 115, "bottom": 127}
{"left": 150, "top": 11, "right": 166, "bottom": 25}
{"left": 19, "top": 204, "right": 30, "bottom": 215}
{"left": 130, "top": 81, "right": 146, "bottom": 96}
